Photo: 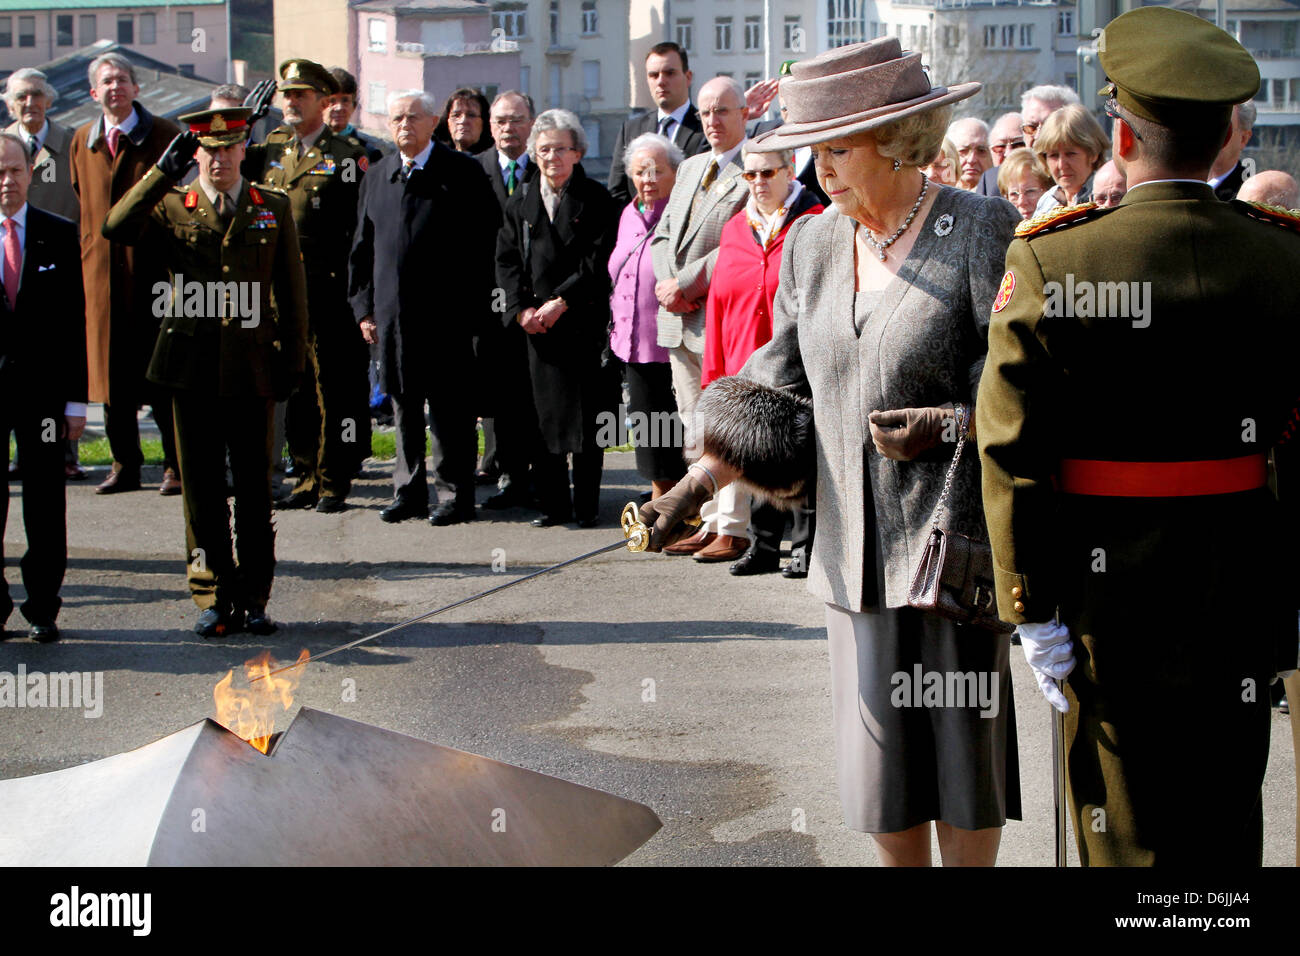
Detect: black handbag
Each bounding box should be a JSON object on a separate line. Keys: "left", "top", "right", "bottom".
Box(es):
{"left": 906, "top": 430, "right": 1013, "bottom": 633}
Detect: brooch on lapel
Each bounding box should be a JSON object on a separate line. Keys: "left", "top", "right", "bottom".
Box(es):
{"left": 934, "top": 213, "right": 954, "bottom": 237}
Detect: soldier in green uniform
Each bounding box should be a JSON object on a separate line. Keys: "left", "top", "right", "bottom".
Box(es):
{"left": 103, "top": 107, "right": 308, "bottom": 637}
{"left": 246, "top": 59, "right": 371, "bottom": 513}
{"left": 977, "top": 6, "right": 1300, "bottom": 865}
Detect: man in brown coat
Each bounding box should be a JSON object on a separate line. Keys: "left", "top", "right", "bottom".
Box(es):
{"left": 68, "top": 52, "right": 181, "bottom": 495}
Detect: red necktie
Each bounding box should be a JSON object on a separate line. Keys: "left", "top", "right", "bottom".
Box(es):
{"left": 2, "top": 219, "right": 20, "bottom": 312}
{"left": 106, "top": 126, "right": 120, "bottom": 158}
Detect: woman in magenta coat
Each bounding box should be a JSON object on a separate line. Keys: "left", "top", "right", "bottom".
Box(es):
{"left": 701, "top": 144, "right": 823, "bottom": 575}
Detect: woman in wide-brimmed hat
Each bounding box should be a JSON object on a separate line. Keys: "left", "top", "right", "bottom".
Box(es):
{"left": 640, "top": 38, "right": 1023, "bottom": 865}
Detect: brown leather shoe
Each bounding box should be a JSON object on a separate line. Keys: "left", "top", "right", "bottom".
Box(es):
{"left": 95, "top": 466, "right": 141, "bottom": 495}
{"left": 158, "top": 468, "right": 182, "bottom": 496}
{"left": 693, "top": 535, "right": 750, "bottom": 562}
{"left": 662, "top": 529, "right": 716, "bottom": 556}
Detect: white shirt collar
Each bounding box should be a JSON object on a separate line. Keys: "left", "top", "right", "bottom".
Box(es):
{"left": 400, "top": 140, "right": 435, "bottom": 170}
{"left": 22, "top": 119, "right": 50, "bottom": 151}
{"left": 1, "top": 202, "right": 28, "bottom": 232}
{"left": 711, "top": 140, "right": 745, "bottom": 171}
{"left": 1206, "top": 164, "right": 1239, "bottom": 189}
{"left": 498, "top": 149, "right": 528, "bottom": 173}
{"left": 107, "top": 107, "right": 139, "bottom": 138}
{"left": 658, "top": 101, "right": 691, "bottom": 126}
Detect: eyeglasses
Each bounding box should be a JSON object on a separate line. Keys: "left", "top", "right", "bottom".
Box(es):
{"left": 991, "top": 139, "right": 1026, "bottom": 155}
{"left": 741, "top": 168, "right": 784, "bottom": 181}
{"left": 491, "top": 115, "right": 529, "bottom": 126}
{"left": 698, "top": 107, "right": 736, "bottom": 119}
{"left": 1004, "top": 187, "right": 1043, "bottom": 202}
{"left": 1094, "top": 191, "right": 1127, "bottom": 207}
{"left": 1020, "top": 122, "right": 1040, "bottom": 137}
{"left": 535, "top": 145, "right": 575, "bottom": 158}
{"left": 1104, "top": 101, "right": 1144, "bottom": 142}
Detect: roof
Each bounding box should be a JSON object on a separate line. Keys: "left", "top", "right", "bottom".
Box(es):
{"left": 1167, "top": 0, "right": 1300, "bottom": 13}
{"left": 352, "top": 0, "right": 488, "bottom": 15}
{"left": 0, "top": 40, "right": 216, "bottom": 128}
{"left": 0, "top": 0, "right": 222, "bottom": 9}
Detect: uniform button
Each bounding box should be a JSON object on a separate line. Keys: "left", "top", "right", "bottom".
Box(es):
{"left": 1011, "top": 585, "right": 1023, "bottom": 599}
{"left": 222, "top": 265, "right": 230, "bottom": 273}
{"left": 1013, "top": 600, "right": 1025, "bottom": 614}
{"left": 261, "top": 238, "right": 268, "bottom": 244}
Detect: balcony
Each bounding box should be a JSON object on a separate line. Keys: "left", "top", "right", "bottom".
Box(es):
{"left": 546, "top": 32, "right": 578, "bottom": 60}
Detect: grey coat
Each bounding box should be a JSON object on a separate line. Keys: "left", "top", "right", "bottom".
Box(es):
{"left": 704, "top": 187, "right": 1020, "bottom": 612}
{"left": 6, "top": 119, "right": 79, "bottom": 223}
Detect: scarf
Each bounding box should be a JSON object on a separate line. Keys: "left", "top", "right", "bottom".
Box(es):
{"left": 746, "top": 179, "right": 804, "bottom": 250}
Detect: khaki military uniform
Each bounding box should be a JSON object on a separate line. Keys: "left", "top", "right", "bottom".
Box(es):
{"left": 103, "top": 165, "right": 308, "bottom": 612}
{"left": 977, "top": 187, "right": 1300, "bottom": 865}
{"left": 247, "top": 125, "right": 370, "bottom": 500}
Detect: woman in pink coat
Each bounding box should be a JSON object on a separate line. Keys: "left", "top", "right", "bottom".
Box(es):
{"left": 702, "top": 144, "right": 823, "bottom": 575}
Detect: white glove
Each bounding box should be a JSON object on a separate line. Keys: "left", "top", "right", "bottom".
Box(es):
{"left": 1017, "top": 620, "right": 1074, "bottom": 714}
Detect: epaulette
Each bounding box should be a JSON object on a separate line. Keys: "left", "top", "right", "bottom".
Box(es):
{"left": 1014, "top": 201, "right": 1106, "bottom": 238}
{"left": 1235, "top": 200, "right": 1300, "bottom": 235}
{"left": 253, "top": 183, "right": 287, "bottom": 195}
{"left": 264, "top": 127, "right": 293, "bottom": 142}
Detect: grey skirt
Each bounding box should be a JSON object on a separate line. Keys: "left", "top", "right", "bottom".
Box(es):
{"left": 824, "top": 602, "right": 1022, "bottom": 833}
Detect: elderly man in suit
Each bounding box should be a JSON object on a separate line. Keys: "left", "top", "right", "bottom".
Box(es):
{"left": 69, "top": 52, "right": 182, "bottom": 497}
{"left": 0, "top": 133, "right": 87, "bottom": 642}
{"left": 608, "top": 43, "right": 707, "bottom": 209}
{"left": 650, "top": 75, "right": 752, "bottom": 562}
{"left": 1209, "top": 102, "right": 1256, "bottom": 201}
{"left": 349, "top": 90, "right": 499, "bottom": 526}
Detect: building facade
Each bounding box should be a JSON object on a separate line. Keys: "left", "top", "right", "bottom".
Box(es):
{"left": 0, "top": 0, "right": 229, "bottom": 81}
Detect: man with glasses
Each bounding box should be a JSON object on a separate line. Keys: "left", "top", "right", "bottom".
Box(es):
{"left": 1090, "top": 160, "right": 1127, "bottom": 208}
{"left": 1018, "top": 84, "right": 1079, "bottom": 150}
{"left": 975, "top": 112, "right": 1025, "bottom": 197}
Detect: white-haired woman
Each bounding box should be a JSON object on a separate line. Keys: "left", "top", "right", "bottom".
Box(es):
{"left": 608, "top": 132, "right": 688, "bottom": 501}
{"left": 640, "top": 39, "right": 1023, "bottom": 865}
{"left": 496, "top": 109, "right": 619, "bottom": 527}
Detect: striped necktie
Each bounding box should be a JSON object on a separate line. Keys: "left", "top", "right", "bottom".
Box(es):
{"left": 401, "top": 159, "right": 415, "bottom": 183}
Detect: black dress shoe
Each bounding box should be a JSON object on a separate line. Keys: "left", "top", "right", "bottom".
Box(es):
{"left": 195, "top": 607, "right": 238, "bottom": 638}
{"left": 380, "top": 499, "right": 429, "bottom": 523}
{"left": 315, "top": 495, "right": 347, "bottom": 513}
{"left": 575, "top": 515, "right": 600, "bottom": 528}
{"left": 244, "top": 608, "right": 278, "bottom": 635}
{"left": 429, "top": 502, "right": 476, "bottom": 526}
{"left": 276, "top": 489, "right": 319, "bottom": 510}
{"left": 29, "top": 622, "right": 60, "bottom": 643}
{"left": 482, "top": 487, "right": 530, "bottom": 510}
{"left": 730, "top": 550, "right": 781, "bottom": 576}
{"left": 531, "top": 513, "right": 570, "bottom": 528}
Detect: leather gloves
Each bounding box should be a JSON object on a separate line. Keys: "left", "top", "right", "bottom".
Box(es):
{"left": 637, "top": 470, "right": 714, "bottom": 552}
{"left": 1018, "top": 620, "right": 1075, "bottom": 713}
{"left": 243, "top": 78, "right": 277, "bottom": 127}
{"left": 867, "top": 406, "right": 951, "bottom": 461}
{"left": 156, "top": 131, "right": 200, "bottom": 181}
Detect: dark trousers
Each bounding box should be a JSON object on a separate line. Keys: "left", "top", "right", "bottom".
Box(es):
{"left": 535, "top": 450, "right": 603, "bottom": 521}
{"left": 390, "top": 388, "right": 476, "bottom": 508}
{"left": 105, "top": 391, "right": 179, "bottom": 476}
{"left": 173, "top": 393, "right": 275, "bottom": 611}
{"left": 483, "top": 324, "right": 541, "bottom": 491}
{"left": 0, "top": 401, "right": 67, "bottom": 625}
{"left": 284, "top": 323, "right": 371, "bottom": 499}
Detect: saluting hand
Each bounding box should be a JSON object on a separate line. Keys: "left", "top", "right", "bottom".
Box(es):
{"left": 244, "top": 78, "right": 277, "bottom": 127}
{"left": 157, "top": 131, "right": 200, "bottom": 182}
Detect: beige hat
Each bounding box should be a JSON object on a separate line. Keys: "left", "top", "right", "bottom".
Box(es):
{"left": 750, "top": 38, "right": 980, "bottom": 151}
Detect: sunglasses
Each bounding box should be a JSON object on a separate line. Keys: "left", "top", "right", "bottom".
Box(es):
{"left": 742, "top": 168, "right": 784, "bottom": 181}
{"left": 992, "top": 139, "right": 1027, "bottom": 153}
{"left": 1020, "top": 122, "right": 1040, "bottom": 136}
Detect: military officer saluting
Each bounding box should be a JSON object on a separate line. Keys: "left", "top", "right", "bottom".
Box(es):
{"left": 103, "top": 107, "right": 308, "bottom": 637}
{"left": 978, "top": 6, "right": 1300, "bottom": 866}
{"left": 246, "top": 58, "right": 371, "bottom": 513}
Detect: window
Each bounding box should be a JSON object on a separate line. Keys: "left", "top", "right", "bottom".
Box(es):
{"left": 1001, "top": 25, "right": 1014, "bottom": 47}
{"left": 178, "top": 63, "right": 195, "bottom": 78}
{"left": 827, "top": 0, "right": 866, "bottom": 48}
{"left": 548, "top": 63, "right": 560, "bottom": 107}
{"left": 519, "top": 64, "right": 530, "bottom": 95}
{"left": 715, "top": 17, "right": 732, "bottom": 52}
{"left": 583, "top": 60, "right": 599, "bottom": 98}
{"left": 1018, "top": 24, "right": 1033, "bottom": 48}
{"left": 549, "top": 1, "right": 558, "bottom": 45}
{"left": 19, "top": 15, "right": 35, "bottom": 47}
{"left": 0, "top": 17, "right": 10, "bottom": 48}
{"left": 1284, "top": 22, "right": 1298, "bottom": 51}
{"left": 943, "top": 25, "right": 958, "bottom": 48}
{"left": 176, "top": 11, "right": 193, "bottom": 43}
{"left": 908, "top": 25, "right": 917, "bottom": 48}
{"left": 919, "top": 25, "right": 927, "bottom": 49}
{"left": 1057, "top": 10, "right": 1073, "bottom": 36}
{"left": 368, "top": 18, "right": 386, "bottom": 52}
{"left": 368, "top": 82, "right": 386, "bottom": 114}
{"left": 57, "top": 15, "right": 73, "bottom": 46}
{"left": 744, "top": 71, "right": 761, "bottom": 91}
{"left": 784, "top": 16, "right": 802, "bottom": 52}
{"left": 582, "top": 120, "right": 600, "bottom": 157}
{"left": 676, "top": 17, "right": 693, "bottom": 52}
{"left": 1273, "top": 78, "right": 1285, "bottom": 107}
{"left": 117, "top": 13, "right": 133, "bottom": 44}
{"left": 492, "top": 4, "right": 526, "bottom": 38}
{"left": 744, "top": 16, "right": 761, "bottom": 52}
{"left": 983, "top": 25, "right": 996, "bottom": 48}
{"left": 581, "top": 0, "right": 597, "bottom": 35}
{"left": 140, "top": 13, "right": 156, "bottom": 44}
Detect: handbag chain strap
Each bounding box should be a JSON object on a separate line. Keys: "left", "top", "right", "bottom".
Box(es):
{"left": 929, "top": 429, "right": 968, "bottom": 532}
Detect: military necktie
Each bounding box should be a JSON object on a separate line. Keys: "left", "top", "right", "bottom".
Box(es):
{"left": 215, "top": 192, "right": 233, "bottom": 227}
{"left": 2, "top": 219, "right": 20, "bottom": 312}
{"left": 506, "top": 159, "right": 518, "bottom": 195}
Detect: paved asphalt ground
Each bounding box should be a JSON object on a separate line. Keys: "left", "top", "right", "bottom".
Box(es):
{"left": 2, "top": 439, "right": 1296, "bottom": 866}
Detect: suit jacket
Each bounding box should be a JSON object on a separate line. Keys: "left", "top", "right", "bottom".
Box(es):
{"left": 1213, "top": 159, "right": 1248, "bottom": 201}
{"left": 650, "top": 149, "right": 749, "bottom": 353}
{"left": 477, "top": 146, "right": 538, "bottom": 212}
{"left": 975, "top": 164, "right": 1001, "bottom": 197}
{"left": 495, "top": 165, "right": 618, "bottom": 453}
{"left": 710, "top": 189, "right": 1020, "bottom": 612}
{"left": 0, "top": 205, "right": 87, "bottom": 407}
{"left": 607, "top": 104, "right": 708, "bottom": 208}
{"left": 68, "top": 102, "right": 179, "bottom": 404}
{"left": 6, "top": 120, "right": 79, "bottom": 222}
{"left": 349, "top": 141, "right": 499, "bottom": 397}
{"left": 102, "top": 168, "right": 309, "bottom": 400}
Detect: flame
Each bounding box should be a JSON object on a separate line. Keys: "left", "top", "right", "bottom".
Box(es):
{"left": 212, "top": 649, "right": 310, "bottom": 753}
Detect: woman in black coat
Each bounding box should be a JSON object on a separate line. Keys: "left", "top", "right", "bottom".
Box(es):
{"left": 495, "top": 109, "right": 619, "bottom": 527}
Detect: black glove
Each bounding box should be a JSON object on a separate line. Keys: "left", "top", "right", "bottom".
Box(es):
{"left": 244, "top": 78, "right": 277, "bottom": 128}
{"left": 637, "top": 470, "right": 714, "bottom": 552}
{"left": 156, "top": 131, "right": 200, "bottom": 181}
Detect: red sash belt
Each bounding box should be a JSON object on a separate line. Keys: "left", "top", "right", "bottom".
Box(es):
{"left": 1058, "top": 454, "right": 1268, "bottom": 497}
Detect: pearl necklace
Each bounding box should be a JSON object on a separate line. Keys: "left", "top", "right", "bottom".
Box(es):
{"left": 860, "top": 174, "right": 929, "bottom": 262}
